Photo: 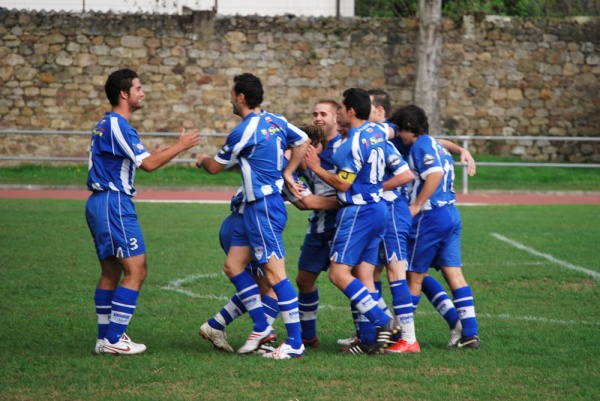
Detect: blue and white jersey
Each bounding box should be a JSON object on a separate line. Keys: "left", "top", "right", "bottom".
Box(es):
{"left": 381, "top": 141, "right": 411, "bottom": 203}
{"left": 407, "top": 135, "right": 456, "bottom": 210}
{"left": 281, "top": 167, "right": 312, "bottom": 203}
{"left": 86, "top": 112, "right": 151, "bottom": 197}
{"left": 299, "top": 134, "right": 341, "bottom": 234}
{"left": 215, "top": 110, "right": 308, "bottom": 203}
{"left": 331, "top": 122, "right": 387, "bottom": 205}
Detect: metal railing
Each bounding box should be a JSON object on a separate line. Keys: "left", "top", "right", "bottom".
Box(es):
{"left": 1, "top": 130, "right": 599, "bottom": 193}
{"left": 435, "top": 135, "right": 600, "bottom": 193}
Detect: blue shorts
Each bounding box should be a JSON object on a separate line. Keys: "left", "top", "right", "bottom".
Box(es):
{"left": 298, "top": 230, "right": 335, "bottom": 273}
{"left": 85, "top": 191, "right": 146, "bottom": 260}
{"left": 378, "top": 198, "right": 411, "bottom": 265}
{"left": 219, "top": 212, "right": 263, "bottom": 276}
{"left": 231, "top": 194, "right": 287, "bottom": 265}
{"left": 407, "top": 205, "right": 462, "bottom": 273}
{"left": 330, "top": 202, "right": 388, "bottom": 267}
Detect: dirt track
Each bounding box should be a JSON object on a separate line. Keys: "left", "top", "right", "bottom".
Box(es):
{"left": 1, "top": 188, "right": 599, "bottom": 205}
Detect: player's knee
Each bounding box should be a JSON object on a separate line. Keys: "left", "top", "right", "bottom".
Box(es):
{"left": 296, "top": 275, "right": 315, "bottom": 292}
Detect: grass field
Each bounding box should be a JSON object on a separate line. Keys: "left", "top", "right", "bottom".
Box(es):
{"left": 0, "top": 199, "right": 599, "bottom": 400}
{"left": 1, "top": 157, "right": 599, "bottom": 192}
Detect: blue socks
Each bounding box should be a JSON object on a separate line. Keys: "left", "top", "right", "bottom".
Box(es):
{"left": 208, "top": 293, "right": 246, "bottom": 330}
{"left": 94, "top": 288, "right": 114, "bottom": 340}
{"left": 298, "top": 289, "right": 319, "bottom": 341}
{"left": 453, "top": 286, "right": 479, "bottom": 337}
{"left": 273, "top": 278, "right": 302, "bottom": 348}
{"left": 261, "top": 294, "right": 280, "bottom": 326}
{"left": 230, "top": 271, "right": 268, "bottom": 333}
{"left": 343, "top": 279, "right": 390, "bottom": 328}
{"left": 105, "top": 286, "right": 138, "bottom": 344}
{"left": 422, "top": 275, "right": 460, "bottom": 329}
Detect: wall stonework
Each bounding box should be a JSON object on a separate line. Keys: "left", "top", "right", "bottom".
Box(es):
{"left": 0, "top": 11, "right": 598, "bottom": 163}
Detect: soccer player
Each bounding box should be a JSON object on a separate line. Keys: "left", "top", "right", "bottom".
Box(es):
{"left": 294, "top": 99, "right": 343, "bottom": 348}
{"left": 305, "top": 88, "right": 400, "bottom": 355}
{"left": 388, "top": 104, "right": 481, "bottom": 349}
{"left": 196, "top": 73, "right": 309, "bottom": 359}
{"left": 87, "top": 68, "right": 200, "bottom": 355}
{"left": 198, "top": 126, "right": 338, "bottom": 354}
{"left": 377, "top": 141, "right": 421, "bottom": 353}
{"left": 198, "top": 187, "right": 280, "bottom": 354}
{"left": 370, "top": 89, "right": 473, "bottom": 347}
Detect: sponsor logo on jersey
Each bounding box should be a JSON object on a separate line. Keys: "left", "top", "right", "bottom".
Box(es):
{"left": 369, "top": 134, "right": 385, "bottom": 145}
{"left": 136, "top": 144, "right": 144, "bottom": 150}
{"left": 92, "top": 127, "right": 105, "bottom": 137}
{"left": 387, "top": 154, "right": 401, "bottom": 167}
{"left": 423, "top": 154, "right": 436, "bottom": 165}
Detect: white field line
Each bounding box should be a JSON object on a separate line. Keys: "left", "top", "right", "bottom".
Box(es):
{"left": 160, "top": 273, "right": 600, "bottom": 327}
{"left": 491, "top": 233, "right": 600, "bottom": 280}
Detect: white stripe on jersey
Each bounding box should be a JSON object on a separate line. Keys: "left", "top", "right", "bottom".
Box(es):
{"left": 350, "top": 128, "right": 364, "bottom": 172}
{"left": 120, "top": 158, "right": 132, "bottom": 195}
{"left": 232, "top": 117, "right": 260, "bottom": 202}
{"left": 110, "top": 117, "right": 137, "bottom": 163}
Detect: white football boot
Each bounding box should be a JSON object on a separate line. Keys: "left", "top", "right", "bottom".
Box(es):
{"left": 102, "top": 333, "right": 146, "bottom": 355}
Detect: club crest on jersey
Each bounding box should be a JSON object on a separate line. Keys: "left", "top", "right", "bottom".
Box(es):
{"left": 423, "top": 154, "right": 436, "bottom": 165}
{"left": 254, "top": 246, "right": 264, "bottom": 260}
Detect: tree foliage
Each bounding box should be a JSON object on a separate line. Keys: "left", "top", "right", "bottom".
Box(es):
{"left": 356, "top": 0, "right": 600, "bottom": 17}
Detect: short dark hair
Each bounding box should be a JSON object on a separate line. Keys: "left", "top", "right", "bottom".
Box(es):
{"left": 368, "top": 88, "right": 392, "bottom": 117}
{"left": 233, "top": 73, "right": 264, "bottom": 109}
{"left": 388, "top": 105, "right": 429, "bottom": 136}
{"left": 105, "top": 68, "right": 138, "bottom": 106}
{"left": 342, "top": 88, "right": 371, "bottom": 120}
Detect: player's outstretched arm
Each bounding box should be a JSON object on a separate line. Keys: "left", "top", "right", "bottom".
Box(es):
{"left": 140, "top": 128, "right": 200, "bottom": 172}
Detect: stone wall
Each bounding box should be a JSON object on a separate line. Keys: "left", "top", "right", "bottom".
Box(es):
{"left": 0, "top": 10, "right": 598, "bottom": 163}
